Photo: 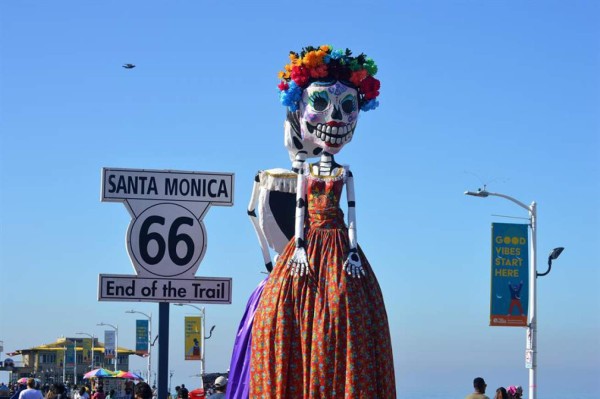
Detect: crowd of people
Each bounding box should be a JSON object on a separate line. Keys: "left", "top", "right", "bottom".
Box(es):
{"left": 1, "top": 376, "right": 226, "bottom": 399}
{"left": 2, "top": 379, "right": 141, "bottom": 399}
{"left": 465, "top": 376, "right": 524, "bottom": 399}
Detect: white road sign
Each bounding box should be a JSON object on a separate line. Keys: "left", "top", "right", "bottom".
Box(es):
{"left": 99, "top": 167, "right": 234, "bottom": 304}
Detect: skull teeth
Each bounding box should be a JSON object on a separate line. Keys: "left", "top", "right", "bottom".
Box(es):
{"left": 307, "top": 122, "right": 357, "bottom": 145}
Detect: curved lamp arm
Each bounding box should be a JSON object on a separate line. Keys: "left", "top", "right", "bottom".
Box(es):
{"left": 537, "top": 247, "right": 564, "bottom": 277}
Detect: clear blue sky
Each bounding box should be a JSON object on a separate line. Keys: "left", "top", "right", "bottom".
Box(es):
{"left": 1, "top": 1, "right": 598, "bottom": 398}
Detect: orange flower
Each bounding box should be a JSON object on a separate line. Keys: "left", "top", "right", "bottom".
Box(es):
{"left": 303, "top": 50, "right": 325, "bottom": 69}
{"left": 320, "top": 44, "right": 331, "bottom": 52}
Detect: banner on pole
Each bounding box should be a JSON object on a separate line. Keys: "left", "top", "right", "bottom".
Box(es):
{"left": 81, "top": 338, "right": 92, "bottom": 363}
{"left": 490, "top": 222, "right": 529, "bottom": 327}
{"left": 65, "top": 341, "right": 75, "bottom": 367}
{"left": 136, "top": 320, "right": 149, "bottom": 356}
{"left": 104, "top": 330, "right": 116, "bottom": 359}
{"left": 184, "top": 316, "right": 202, "bottom": 360}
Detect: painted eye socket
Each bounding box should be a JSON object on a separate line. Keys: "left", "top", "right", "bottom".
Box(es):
{"left": 309, "top": 91, "right": 330, "bottom": 112}
{"left": 341, "top": 95, "right": 356, "bottom": 114}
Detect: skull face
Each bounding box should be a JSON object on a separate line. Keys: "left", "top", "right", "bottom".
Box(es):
{"left": 299, "top": 81, "right": 359, "bottom": 155}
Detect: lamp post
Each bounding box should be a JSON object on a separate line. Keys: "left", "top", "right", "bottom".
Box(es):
{"left": 174, "top": 304, "right": 215, "bottom": 388}
{"left": 97, "top": 322, "right": 119, "bottom": 371}
{"left": 125, "top": 310, "right": 152, "bottom": 382}
{"left": 62, "top": 346, "right": 67, "bottom": 383}
{"left": 465, "top": 188, "right": 565, "bottom": 399}
{"left": 76, "top": 332, "right": 95, "bottom": 370}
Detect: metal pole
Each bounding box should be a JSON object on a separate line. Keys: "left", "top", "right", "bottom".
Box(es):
{"left": 465, "top": 189, "right": 540, "bottom": 399}
{"left": 74, "top": 342, "right": 77, "bottom": 385}
{"left": 148, "top": 314, "right": 152, "bottom": 384}
{"left": 201, "top": 308, "right": 205, "bottom": 388}
{"left": 174, "top": 304, "right": 208, "bottom": 389}
{"left": 126, "top": 310, "right": 153, "bottom": 383}
{"left": 62, "top": 347, "right": 66, "bottom": 383}
{"left": 98, "top": 323, "right": 119, "bottom": 371}
{"left": 158, "top": 303, "right": 169, "bottom": 399}
{"left": 76, "top": 333, "right": 95, "bottom": 370}
{"left": 528, "top": 202, "right": 538, "bottom": 399}
{"left": 115, "top": 326, "right": 119, "bottom": 371}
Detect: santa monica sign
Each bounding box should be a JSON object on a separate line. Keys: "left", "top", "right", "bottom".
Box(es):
{"left": 98, "top": 167, "right": 234, "bottom": 303}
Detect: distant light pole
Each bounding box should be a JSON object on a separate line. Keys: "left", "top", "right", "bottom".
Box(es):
{"left": 62, "top": 346, "right": 67, "bottom": 383}
{"left": 465, "top": 187, "right": 564, "bottom": 399}
{"left": 97, "top": 322, "right": 119, "bottom": 371}
{"left": 76, "top": 332, "right": 95, "bottom": 370}
{"left": 125, "top": 310, "right": 153, "bottom": 382}
{"left": 174, "top": 304, "right": 215, "bottom": 386}
{"left": 169, "top": 370, "right": 174, "bottom": 396}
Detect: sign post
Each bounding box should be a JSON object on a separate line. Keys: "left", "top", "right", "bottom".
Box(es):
{"left": 99, "top": 167, "right": 235, "bottom": 399}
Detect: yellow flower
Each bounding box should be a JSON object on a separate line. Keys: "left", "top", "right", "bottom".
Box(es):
{"left": 289, "top": 53, "right": 302, "bottom": 66}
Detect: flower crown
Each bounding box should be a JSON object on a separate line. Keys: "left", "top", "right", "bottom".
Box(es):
{"left": 278, "top": 45, "right": 380, "bottom": 112}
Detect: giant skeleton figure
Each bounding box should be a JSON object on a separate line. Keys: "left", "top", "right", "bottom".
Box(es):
{"left": 231, "top": 46, "right": 396, "bottom": 399}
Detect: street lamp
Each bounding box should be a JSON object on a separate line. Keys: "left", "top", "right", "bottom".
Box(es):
{"left": 537, "top": 247, "right": 565, "bottom": 277}
{"left": 97, "top": 322, "right": 119, "bottom": 371}
{"left": 76, "top": 332, "right": 95, "bottom": 370}
{"left": 174, "top": 304, "right": 216, "bottom": 386}
{"left": 125, "top": 310, "right": 153, "bottom": 382}
{"left": 465, "top": 187, "right": 563, "bottom": 399}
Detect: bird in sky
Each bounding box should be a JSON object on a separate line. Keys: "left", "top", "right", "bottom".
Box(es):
{"left": 122, "top": 64, "right": 136, "bottom": 69}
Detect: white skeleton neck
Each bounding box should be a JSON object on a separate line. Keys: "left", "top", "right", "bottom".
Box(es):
{"left": 313, "top": 152, "right": 339, "bottom": 176}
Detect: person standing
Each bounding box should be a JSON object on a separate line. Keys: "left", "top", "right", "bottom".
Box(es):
{"left": 134, "top": 383, "right": 152, "bottom": 399}
{"left": 91, "top": 387, "right": 105, "bottom": 399}
{"left": 207, "top": 377, "right": 226, "bottom": 399}
{"left": 45, "top": 383, "right": 68, "bottom": 399}
{"left": 18, "top": 379, "right": 43, "bottom": 399}
{"left": 9, "top": 382, "right": 26, "bottom": 399}
{"left": 465, "top": 377, "right": 490, "bottom": 399}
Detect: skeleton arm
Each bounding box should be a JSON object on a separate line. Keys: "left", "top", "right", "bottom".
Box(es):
{"left": 287, "top": 167, "right": 309, "bottom": 276}
{"left": 247, "top": 172, "right": 273, "bottom": 272}
{"left": 343, "top": 168, "right": 365, "bottom": 278}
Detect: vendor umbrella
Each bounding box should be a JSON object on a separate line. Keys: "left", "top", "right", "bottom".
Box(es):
{"left": 114, "top": 371, "right": 144, "bottom": 381}
{"left": 83, "top": 368, "right": 115, "bottom": 379}
{"left": 17, "top": 378, "right": 41, "bottom": 385}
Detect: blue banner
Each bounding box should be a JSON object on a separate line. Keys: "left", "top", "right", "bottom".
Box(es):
{"left": 136, "top": 319, "right": 149, "bottom": 355}
{"left": 65, "top": 341, "right": 75, "bottom": 367}
{"left": 490, "top": 223, "right": 529, "bottom": 327}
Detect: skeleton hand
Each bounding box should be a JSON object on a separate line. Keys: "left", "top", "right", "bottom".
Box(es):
{"left": 344, "top": 250, "right": 365, "bottom": 278}
{"left": 288, "top": 247, "right": 309, "bottom": 276}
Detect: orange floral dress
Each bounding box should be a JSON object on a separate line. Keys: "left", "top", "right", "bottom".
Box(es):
{"left": 250, "top": 166, "right": 396, "bottom": 398}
